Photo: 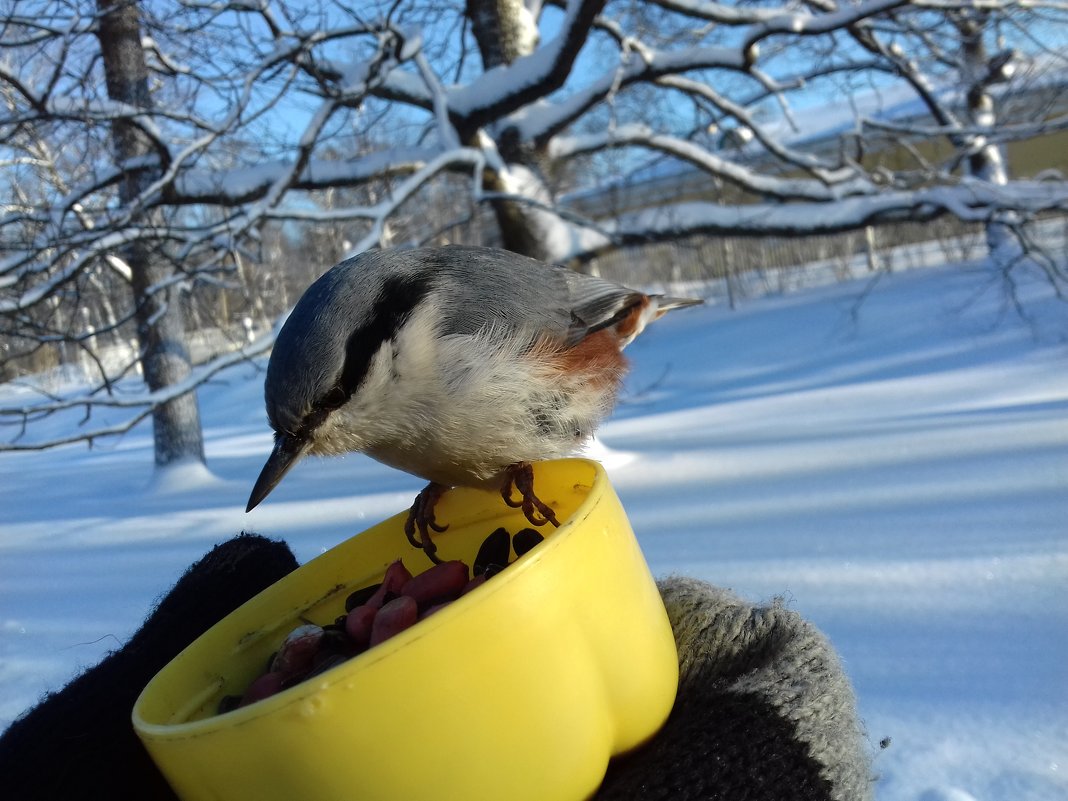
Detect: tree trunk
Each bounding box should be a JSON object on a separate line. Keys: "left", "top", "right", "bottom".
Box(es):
{"left": 96, "top": 0, "right": 205, "bottom": 466}
{"left": 465, "top": 0, "right": 539, "bottom": 69}
{"left": 955, "top": 10, "right": 1015, "bottom": 258}
{"left": 464, "top": 0, "right": 568, "bottom": 263}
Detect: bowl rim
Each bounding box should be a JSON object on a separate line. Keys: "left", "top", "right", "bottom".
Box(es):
{"left": 132, "top": 458, "right": 608, "bottom": 737}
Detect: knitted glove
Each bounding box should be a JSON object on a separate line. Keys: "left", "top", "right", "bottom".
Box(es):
{"left": 596, "top": 577, "right": 873, "bottom": 801}
{"left": 0, "top": 540, "right": 872, "bottom": 801}
{"left": 0, "top": 534, "right": 298, "bottom": 801}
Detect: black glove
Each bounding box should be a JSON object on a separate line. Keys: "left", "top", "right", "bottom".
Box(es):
{"left": 0, "top": 534, "right": 298, "bottom": 801}
{"left": 0, "top": 538, "right": 871, "bottom": 801}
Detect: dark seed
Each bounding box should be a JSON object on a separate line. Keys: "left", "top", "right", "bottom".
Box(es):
{"left": 513, "top": 528, "right": 544, "bottom": 557}
{"left": 305, "top": 652, "right": 350, "bottom": 679}
{"left": 318, "top": 628, "right": 348, "bottom": 654}
{"left": 279, "top": 670, "right": 311, "bottom": 689}
{"left": 321, "top": 615, "right": 346, "bottom": 634}
{"left": 217, "top": 694, "right": 243, "bottom": 715}
{"left": 345, "top": 582, "right": 382, "bottom": 612}
{"left": 474, "top": 527, "right": 511, "bottom": 576}
{"left": 482, "top": 562, "right": 507, "bottom": 579}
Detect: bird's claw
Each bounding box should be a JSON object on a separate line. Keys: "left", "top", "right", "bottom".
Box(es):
{"left": 501, "top": 463, "right": 560, "bottom": 529}
{"left": 405, "top": 483, "right": 448, "bottom": 564}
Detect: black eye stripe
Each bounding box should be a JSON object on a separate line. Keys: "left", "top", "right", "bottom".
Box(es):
{"left": 312, "top": 272, "right": 434, "bottom": 420}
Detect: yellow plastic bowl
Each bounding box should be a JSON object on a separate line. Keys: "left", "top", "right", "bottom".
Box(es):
{"left": 133, "top": 458, "right": 678, "bottom": 801}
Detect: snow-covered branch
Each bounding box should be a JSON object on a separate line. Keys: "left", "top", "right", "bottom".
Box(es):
{"left": 550, "top": 123, "right": 875, "bottom": 199}
{"left": 0, "top": 332, "right": 274, "bottom": 451}
{"left": 744, "top": 0, "right": 911, "bottom": 59}
{"left": 567, "top": 180, "right": 1068, "bottom": 260}
{"left": 504, "top": 41, "right": 749, "bottom": 144}
{"left": 645, "top": 0, "right": 798, "bottom": 24}
{"left": 447, "top": 0, "right": 607, "bottom": 129}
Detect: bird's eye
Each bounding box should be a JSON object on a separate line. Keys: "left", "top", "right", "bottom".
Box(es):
{"left": 318, "top": 385, "right": 348, "bottom": 411}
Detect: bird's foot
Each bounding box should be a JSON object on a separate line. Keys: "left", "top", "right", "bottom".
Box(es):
{"left": 501, "top": 462, "right": 560, "bottom": 529}
{"left": 404, "top": 482, "right": 449, "bottom": 564}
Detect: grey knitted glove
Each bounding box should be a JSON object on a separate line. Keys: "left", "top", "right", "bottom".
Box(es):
{"left": 596, "top": 576, "right": 874, "bottom": 801}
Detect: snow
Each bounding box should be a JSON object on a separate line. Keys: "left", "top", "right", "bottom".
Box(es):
{"left": 2, "top": 260, "right": 1067, "bottom": 799}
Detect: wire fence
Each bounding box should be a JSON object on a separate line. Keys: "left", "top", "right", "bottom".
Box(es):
{"left": 586, "top": 214, "right": 1067, "bottom": 305}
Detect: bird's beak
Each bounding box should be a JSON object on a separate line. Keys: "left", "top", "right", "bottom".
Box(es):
{"left": 246, "top": 433, "right": 310, "bottom": 512}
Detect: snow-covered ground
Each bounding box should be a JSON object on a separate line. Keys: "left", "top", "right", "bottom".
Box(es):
{"left": 2, "top": 261, "right": 1066, "bottom": 800}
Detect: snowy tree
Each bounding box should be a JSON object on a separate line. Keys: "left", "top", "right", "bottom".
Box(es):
{"left": 2, "top": 0, "right": 1066, "bottom": 463}
{"left": 94, "top": 0, "right": 204, "bottom": 465}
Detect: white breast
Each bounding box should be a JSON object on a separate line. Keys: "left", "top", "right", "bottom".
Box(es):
{"left": 317, "top": 310, "right": 618, "bottom": 488}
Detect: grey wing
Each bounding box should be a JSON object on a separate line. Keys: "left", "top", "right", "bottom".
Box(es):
{"left": 431, "top": 246, "right": 644, "bottom": 346}
{"left": 556, "top": 268, "right": 645, "bottom": 346}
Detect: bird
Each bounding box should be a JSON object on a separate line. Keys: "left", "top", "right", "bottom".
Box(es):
{"left": 246, "top": 245, "right": 701, "bottom": 560}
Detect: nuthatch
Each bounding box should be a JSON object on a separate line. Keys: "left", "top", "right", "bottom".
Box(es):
{"left": 246, "top": 245, "right": 701, "bottom": 559}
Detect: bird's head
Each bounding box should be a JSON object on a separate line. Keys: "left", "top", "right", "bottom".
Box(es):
{"left": 245, "top": 251, "right": 435, "bottom": 512}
